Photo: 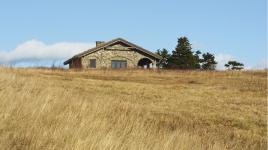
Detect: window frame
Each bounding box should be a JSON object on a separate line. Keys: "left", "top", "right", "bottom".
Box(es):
{"left": 111, "top": 60, "right": 127, "bottom": 69}
{"left": 89, "top": 59, "right": 96, "bottom": 68}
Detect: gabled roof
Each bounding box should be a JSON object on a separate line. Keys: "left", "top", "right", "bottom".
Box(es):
{"left": 64, "top": 38, "right": 162, "bottom": 65}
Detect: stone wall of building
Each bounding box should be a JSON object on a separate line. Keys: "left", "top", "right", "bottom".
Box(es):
{"left": 81, "top": 43, "right": 156, "bottom": 69}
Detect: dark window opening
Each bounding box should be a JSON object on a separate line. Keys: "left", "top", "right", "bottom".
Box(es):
{"left": 89, "top": 59, "right": 96, "bottom": 68}
{"left": 138, "top": 58, "right": 152, "bottom": 68}
{"left": 111, "top": 60, "right": 127, "bottom": 69}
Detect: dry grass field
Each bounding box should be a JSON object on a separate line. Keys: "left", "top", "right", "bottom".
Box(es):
{"left": 0, "top": 67, "right": 267, "bottom": 150}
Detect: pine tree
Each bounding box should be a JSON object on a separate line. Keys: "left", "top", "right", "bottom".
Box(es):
{"left": 156, "top": 48, "right": 170, "bottom": 68}
{"left": 168, "top": 37, "right": 199, "bottom": 69}
{"left": 201, "top": 52, "right": 217, "bottom": 70}
{"left": 194, "top": 50, "right": 202, "bottom": 69}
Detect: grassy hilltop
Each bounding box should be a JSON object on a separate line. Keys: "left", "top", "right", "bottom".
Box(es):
{"left": 0, "top": 68, "right": 267, "bottom": 150}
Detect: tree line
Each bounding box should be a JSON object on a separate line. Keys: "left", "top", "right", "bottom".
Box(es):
{"left": 156, "top": 37, "right": 244, "bottom": 70}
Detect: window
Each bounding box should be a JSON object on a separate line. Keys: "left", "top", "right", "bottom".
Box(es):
{"left": 111, "top": 60, "right": 127, "bottom": 69}
{"left": 89, "top": 59, "right": 96, "bottom": 68}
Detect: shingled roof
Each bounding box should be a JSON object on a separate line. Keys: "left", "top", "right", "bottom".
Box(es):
{"left": 64, "top": 38, "right": 162, "bottom": 65}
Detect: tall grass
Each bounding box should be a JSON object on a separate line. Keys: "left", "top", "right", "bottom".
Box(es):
{"left": 0, "top": 68, "right": 267, "bottom": 150}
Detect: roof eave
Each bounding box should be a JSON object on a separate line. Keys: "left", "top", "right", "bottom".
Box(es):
{"left": 63, "top": 56, "right": 77, "bottom": 65}
{"left": 63, "top": 38, "right": 163, "bottom": 65}
{"left": 63, "top": 59, "right": 71, "bottom": 65}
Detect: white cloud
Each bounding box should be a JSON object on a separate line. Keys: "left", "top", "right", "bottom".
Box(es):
{"left": 215, "top": 53, "right": 235, "bottom": 70}
{"left": 0, "top": 39, "right": 95, "bottom": 67}
{"left": 215, "top": 54, "right": 267, "bottom": 70}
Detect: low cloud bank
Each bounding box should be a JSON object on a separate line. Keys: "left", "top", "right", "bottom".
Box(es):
{"left": 0, "top": 39, "right": 94, "bottom": 67}
{"left": 215, "top": 53, "right": 267, "bottom": 70}
{"left": 215, "top": 53, "right": 235, "bottom": 70}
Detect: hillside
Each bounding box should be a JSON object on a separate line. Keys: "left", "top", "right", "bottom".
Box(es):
{"left": 0, "top": 68, "right": 267, "bottom": 150}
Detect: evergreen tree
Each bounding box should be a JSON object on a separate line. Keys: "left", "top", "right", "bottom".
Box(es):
{"left": 156, "top": 48, "right": 170, "bottom": 60}
{"left": 156, "top": 48, "right": 170, "bottom": 68}
{"left": 200, "top": 52, "right": 217, "bottom": 70}
{"left": 168, "top": 37, "right": 199, "bottom": 69}
{"left": 194, "top": 50, "right": 202, "bottom": 69}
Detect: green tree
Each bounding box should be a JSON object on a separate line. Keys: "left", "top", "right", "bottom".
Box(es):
{"left": 200, "top": 52, "right": 217, "bottom": 70}
{"left": 156, "top": 48, "right": 170, "bottom": 68}
{"left": 194, "top": 50, "right": 202, "bottom": 69}
{"left": 168, "top": 37, "right": 199, "bottom": 69}
{"left": 225, "top": 61, "right": 244, "bottom": 70}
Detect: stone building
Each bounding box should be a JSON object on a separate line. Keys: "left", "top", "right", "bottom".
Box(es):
{"left": 64, "top": 38, "right": 162, "bottom": 69}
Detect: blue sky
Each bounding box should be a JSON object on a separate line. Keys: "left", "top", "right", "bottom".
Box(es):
{"left": 0, "top": 0, "right": 266, "bottom": 69}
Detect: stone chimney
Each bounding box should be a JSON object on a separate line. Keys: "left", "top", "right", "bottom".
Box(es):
{"left": 96, "top": 41, "right": 105, "bottom": 47}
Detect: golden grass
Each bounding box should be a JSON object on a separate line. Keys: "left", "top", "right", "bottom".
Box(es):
{"left": 0, "top": 68, "right": 267, "bottom": 150}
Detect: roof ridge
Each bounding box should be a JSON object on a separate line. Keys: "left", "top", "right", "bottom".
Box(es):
{"left": 64, "top": 38, "right": 162, "bottom": 65}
